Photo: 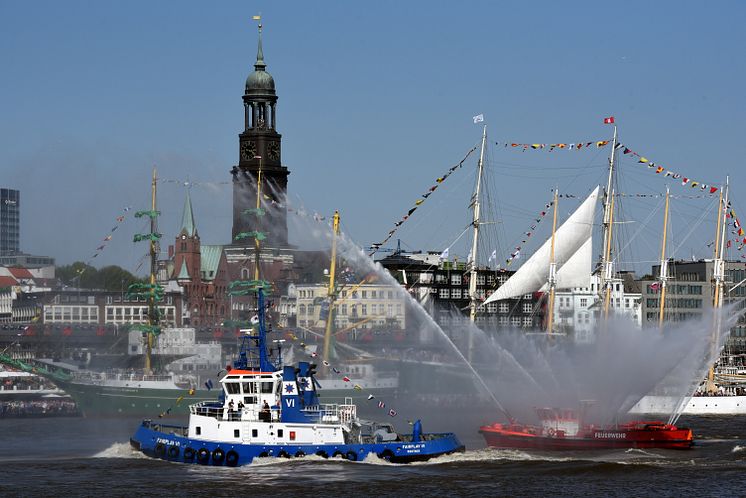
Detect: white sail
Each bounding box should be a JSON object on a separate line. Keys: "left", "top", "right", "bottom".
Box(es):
{"left": 539, "top": 236, "right": 592, "bottom": 292}
{"left": 484, "top": 186, "right": 599, "bottom": 304}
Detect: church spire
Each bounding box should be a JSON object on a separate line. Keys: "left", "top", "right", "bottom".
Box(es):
{"left": 179, "top": 189, "right": 197, "bottom": 237}
{"left": 254, "top": 18, "right": 266, "bottom": 71}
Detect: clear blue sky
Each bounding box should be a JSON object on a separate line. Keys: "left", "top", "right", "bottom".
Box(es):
{"left": 2, "top": 0, "right": 744, "bottom": 273}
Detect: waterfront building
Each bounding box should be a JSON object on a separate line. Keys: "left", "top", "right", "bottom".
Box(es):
{"left": 640, "top": 259, "right": 746, "bottom": 353}
{"left": 0, "top": 188, "right": 20, "bottom": 255}
{"left": 294, "top": 283, "right": 407, "bottom": 333}
{"left": 553, "top": 272, "right": 642, "bottom": 344}
{"left": 377, "top": 251, "right": 543, "bottom": 337}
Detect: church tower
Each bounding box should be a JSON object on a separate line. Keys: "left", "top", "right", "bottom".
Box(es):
{"left": 173, "top": 189, "right": 201, "bottom": 284}
{"left": 231, "top": 22, "right": 289, "bottom": 248}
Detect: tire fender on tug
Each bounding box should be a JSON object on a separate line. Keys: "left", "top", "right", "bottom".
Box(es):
{"left": 183, "top": 447, "right": 196, "bottom": 461}
{"left": 212, "top": 448, "right": 225, "bottom": 464}
{"left": 225, "top": 450, "right": 239, "bottom": 467}
{"left": 168, "top": 446, "right": 180, "bottom": 459}
{"left": 197, "top": 448, "right": 210, "bottom": 464}
{"left": 346, "top": 451, "right": 358, "bottom": 461}
{"left": 154, "top": 443, "right": 166, "bottom": 458}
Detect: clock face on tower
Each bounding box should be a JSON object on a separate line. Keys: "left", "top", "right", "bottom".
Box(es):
{"left": 267, "top": 141, "right": 280, "bottom": 161}
{"left": 240, "top": 141, "right": 257, "bottom": 161}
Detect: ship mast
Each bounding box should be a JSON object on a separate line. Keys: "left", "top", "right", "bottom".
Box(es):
{"left": 254, "top": 155, "right": 263, "bottom": 281}
{"left": 467, "top": 124, "right": 488, "bottom": 361}
{"left": 657, "top": 187, "right": 670, "bottom": 330}
{"left": 707, "top": 176, "right": 729, "bottom": 391}
{"left": 600, "top": 125, "right": 618, "bottom": 319}
{"left": 145, "top": 168, "right": 159, "bottom": 372}
{"left": 323, "top": 211, "right": 340, "bottom": 360}
{"left": 545, "top": 188, "right": 559, "bottom": 335}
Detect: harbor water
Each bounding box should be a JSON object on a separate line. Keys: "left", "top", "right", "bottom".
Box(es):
{"left": 1, "top": 411, "right": 744, "bottom": 497}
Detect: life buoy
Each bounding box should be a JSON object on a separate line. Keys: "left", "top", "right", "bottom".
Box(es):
{"left": 168, "top": 446, "right": 180, "bottom": 459}
{"left": 225, "top": 450, "right": 239, "bottom": 467}
{"left": 154, "top": 443, "right": 166, "bottom": 457}
{"left": 197, "top": 448, "right": 210, "bottom": 464}
{"left": 183, "top": 447, "right": 196, "bottom": 461}
{"left": 212, "top": 448, "right": 225, "bottom": 464}
{"left": 295, "top": 451, "right": 305, "bottom": 458}
{"left": 346, "top": 451, "right": 358, "bottom": 461}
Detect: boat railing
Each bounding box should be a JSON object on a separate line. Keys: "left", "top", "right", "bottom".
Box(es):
{"left": 142, "top": 419, "right": 188, "bottom": 436}
{"left": 301, "top": 402, "right": 357, "bottom": 424}
{"left": 189, "top": 401, "right": 280, "bottom": 422}
{"left": 72, "top": 371, "right": 174, "bottom": 383}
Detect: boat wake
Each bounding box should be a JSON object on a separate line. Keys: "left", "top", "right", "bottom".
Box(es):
{"left": 92, "top": 442, "right": 148, "bottom": 459}
{"left": 732, "top": 445, "right": 745, "bottom": 454}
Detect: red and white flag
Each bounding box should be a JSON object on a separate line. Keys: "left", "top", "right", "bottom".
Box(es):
{"left": 603, "top": 116, "right": 615, "bottom": 124}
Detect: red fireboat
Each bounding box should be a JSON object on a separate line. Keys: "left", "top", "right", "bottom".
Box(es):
{"left": 480, "top": 407, "right": 693, "bottom": 450}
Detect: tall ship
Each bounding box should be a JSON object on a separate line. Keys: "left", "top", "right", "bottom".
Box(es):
{"left": 459, "top": 123, "right": 696, "bottom": 449}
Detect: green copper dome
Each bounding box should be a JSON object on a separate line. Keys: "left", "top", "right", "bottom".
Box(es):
{"left": 246, "top": 69, "right": 275, "bottom": 92}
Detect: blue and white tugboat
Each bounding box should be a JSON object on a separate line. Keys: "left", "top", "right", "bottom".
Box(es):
{"left": 130, "top": 290, "right": 464, "bottom": 466}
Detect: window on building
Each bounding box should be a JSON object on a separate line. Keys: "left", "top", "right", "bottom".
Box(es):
{"left": 361, "top": 304, "right": 367, "bottom": 316}
{"left": 439, "top": 288, "right": 449, "bottom": 299}
{"left": 522, "top": 302, "right": 532, "bottom": 313}
{"left": 523, "top": 316, "right": 532, "bottom": 327}
{"left": 511, "top": 317, "right": 521, "bottom": 327}
{"left": 451, "top": 274, "right": 462, "bottom": 285}
{"left": 499, "top": 302, "right": 509, "bottom": 313}
{"left": 451, "top": 288, "right": 462, "bottom": 299}
{"left": 580, "top": 298, "right": 588, "bottom": 307}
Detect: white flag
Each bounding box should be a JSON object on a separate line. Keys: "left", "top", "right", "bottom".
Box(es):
{"left": 439, "top": 247, "right": 449, "bottom": 261}
{"left": 473, "top": 114, "right": 484, "bottom": 124}
{"left": 488, "top": 249, "right": 497, "bottom": 262}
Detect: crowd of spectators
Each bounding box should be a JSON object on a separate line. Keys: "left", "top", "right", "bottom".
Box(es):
{"left": 1, "top": 375, "right": 58, "bottom": 392}
{"left": 0, "top": 399, "right": 79, "bottom": 418}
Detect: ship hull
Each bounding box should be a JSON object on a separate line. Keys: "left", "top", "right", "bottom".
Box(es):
{"left": 130, "top": 420, "right": 464, "bottom": 465}
{"left": 479, "top": 424, "right": 693, "bottom": 450}
{"left": 54, "top": 380, "right": 213, "bottom": 417}
{"left": 629, "top": 395, "right": 746, "bottom": 415}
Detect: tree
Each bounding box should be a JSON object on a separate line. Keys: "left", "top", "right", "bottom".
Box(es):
{"left": 56, "top": 262, "right": 143, "bottom": 291}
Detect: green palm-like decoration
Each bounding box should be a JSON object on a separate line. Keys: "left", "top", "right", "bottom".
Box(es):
{"left": 134, "top": 210, "right": 161, "bottom": 220}
{"left": 234, "top": 231, "right": 267, "bottom": 242}
{"left": 133, "top": 233, "right": 162, "bottom": 243}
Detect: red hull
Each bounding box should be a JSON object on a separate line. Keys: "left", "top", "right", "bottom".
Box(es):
{"left": 479, "top": 422, "right": 693, "bottom": 450}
